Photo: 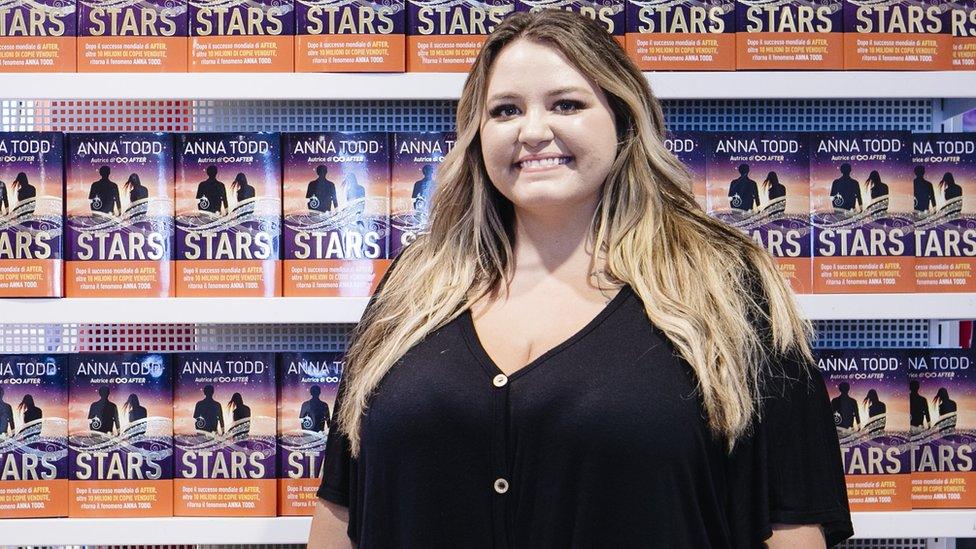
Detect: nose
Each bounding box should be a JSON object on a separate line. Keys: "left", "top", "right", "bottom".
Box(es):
{"left": 518, "top": 107, "right": 554, "bottom": 148}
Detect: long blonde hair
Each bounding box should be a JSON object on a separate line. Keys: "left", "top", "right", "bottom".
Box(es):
{"left": 338, "top": 10, "right": 812, "bottom": 456}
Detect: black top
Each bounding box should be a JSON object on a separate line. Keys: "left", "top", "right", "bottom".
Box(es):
{"left": 318, "top": 286, "right": 853, "bottom": 548}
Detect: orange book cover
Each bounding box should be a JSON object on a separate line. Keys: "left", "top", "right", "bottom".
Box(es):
{"left": 810, "top": 132, "right": 916, "bottom": 293}
{"left": 625, "top": 0, "right": 736, "bottom": 70}
{"left": 77, "top": 0, "right": 188, "bottom": 71}
{"left": 68, "top": 354, "right": 173, "bottom": 517}
{"left": 817, "top": 349, "right": 911, "bottom": 511}
{"left": 175, "top": 353, "right": 277, "bottom": 517}
{"left": 65, "top": 133, "right": 175, "bottom": 297}
{"left": 296, "top": 0, "right": 405, "bottom": 72}
{"left": 0, "top": 132, "right": 63, "bottom": 298}
{"left": 910, "top": 349, "right": 976, "bottom": 508}
{"left": 175, "top": 133, "right": 282, "bottom": 297}
{"left": 0, "top": 355, "right": 68, "bottom": 518}
{"left": 188, "top": 0, "right": 294, "bottom": 71}
{"left": 277, "top": 352, "right": 341, "bottom": 515}
{"left": 406, "top": 0, "right": 514, "bottom": 72}
{"left": 844, "top": 0, "right": 953, "bottom": 69}
{"left": 736, "top": 0, "right": 844, "bottom": 69}
{"left": 0, "top": 0, "right": 76, "bottom": 71}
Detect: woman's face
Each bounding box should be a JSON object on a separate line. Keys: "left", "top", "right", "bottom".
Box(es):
{"left": 479, "top": 39, "right": 618, "bottom": 217}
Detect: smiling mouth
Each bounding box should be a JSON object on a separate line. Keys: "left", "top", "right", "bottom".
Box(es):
{"left": 515, "top": 156, "right": 573, "bottom": 171}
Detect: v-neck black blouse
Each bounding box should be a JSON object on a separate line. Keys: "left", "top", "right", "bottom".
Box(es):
{"left": 317, "top": 285, "right": 853, "bottom": 548}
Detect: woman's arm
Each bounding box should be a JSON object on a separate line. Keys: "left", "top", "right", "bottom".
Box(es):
{"left": 308, "top": 499, "right": 354, "bottom": 549}
{"left": 767, "top": 524, "right": 826, "bottom": 549}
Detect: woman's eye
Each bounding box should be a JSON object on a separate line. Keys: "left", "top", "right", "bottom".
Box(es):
{"left": 553, "top": 100, "right": 583, "bottom": 113}
{"left": 489, "top": 104, "right": 520, "bottom": 118}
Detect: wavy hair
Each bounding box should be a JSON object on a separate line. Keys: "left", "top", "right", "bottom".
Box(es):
{"left": 337, "top": 10, "right": 812, "bottom": 456}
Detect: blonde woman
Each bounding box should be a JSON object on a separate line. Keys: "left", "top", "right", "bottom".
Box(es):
{"left": 309, "top": 11, "right": 851, "bottom": 549}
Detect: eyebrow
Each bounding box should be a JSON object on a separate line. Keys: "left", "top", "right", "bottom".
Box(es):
{"left": 486, "top": 86, "right": 591, "bottom": 104}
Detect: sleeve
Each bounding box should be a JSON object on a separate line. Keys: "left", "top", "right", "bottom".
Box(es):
{"left": 726, "top": 272, "right": 853, "bottom": 548}
{"left": 756, "top": 351, "right": 854, "bottom": 547}
{"left": 316, "top": 374, "right": 355, "bottom": 506}
{"left": 316, "top": 251, "right": 405, "bottom": 507}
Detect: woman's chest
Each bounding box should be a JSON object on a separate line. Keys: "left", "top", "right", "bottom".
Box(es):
{"left": 362, "top": 315, "right": 714, "bottom": 463}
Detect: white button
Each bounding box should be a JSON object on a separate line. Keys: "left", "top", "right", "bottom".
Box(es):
{"left": 494, "top": 478, "right": 509, "bottom": 494}
{"left": 493, "top": 374, "right": 508, "bottom": 387}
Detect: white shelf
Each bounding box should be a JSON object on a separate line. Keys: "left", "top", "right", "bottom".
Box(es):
{"left": 795, "top": 293, "right": 976, "bottom": 321}
{"left": 0, "top": 297, "right": 369, "bottom": 324}
{"left": 851, "top": 510, "right": 976, "bottom": 539}
{"left": 0, "top": 72, "right": 971, "bottom": 100}
{"left": 0, "top": 516, "right": 312, "bottom": 545}
{"left": 0, "top": 511, "right": 969, "bottom": 542}
{"left": 0, "top": 294, "right": 972, "bottom": 324}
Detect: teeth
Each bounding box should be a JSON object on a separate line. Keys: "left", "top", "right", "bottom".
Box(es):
{"left": 519, "top": 157, "right": 568, "bottom": 169}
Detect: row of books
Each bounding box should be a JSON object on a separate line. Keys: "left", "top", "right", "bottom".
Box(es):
{"left": 1, "top": 130, "right": 975, "bottom": 298}
{"left": 670, "top": 131, "right": 975, "bottom": 294}
{"left": 818, "top": 348, "right": 976, "bottom": 511}
{"left": 0, "top": 0, "right": 973, "bottom": 72}
{"left": 0, "top": 131, "right": 454, "bottom": 298}
{"left": 0, "top": 352, "right": 339, "bottom": 517}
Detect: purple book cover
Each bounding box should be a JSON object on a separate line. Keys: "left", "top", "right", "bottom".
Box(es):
{"left": 816, "top": 348, "right": 911, "bottom": 510}
{"left": 277, "top": 352, "right": 342, "bottom": 479}
{"left": 664, "top": 131, "right": 707, "bottom": 210}
{"left": 389, "top": 131, "right": 455, "bottom": 257}
{"left": 0, "top": 132, "right": 64, "bottom": 267}
{"left": 282, "top": 132, "right": 389, "bottom": 261}
{"left": 625, "top": 0, "right": 736, "bottom": 36}
{"left": 406, "top": 0, "right": 514, "bottom": 36}
{"left": 911, "top": 133, "right": 976, "bottom": 292}
{"left": 810, "top": 132, "right": 915, "bottom": 293}
{"left": 174, "top": 353, "right": 277, "bottom": 480}
{"left": 77, "top": 0, "right": 188, "bottom": 36}
{"left": 188, "top": 0, "right": 294, "bottom": 36}
{"left": 65, "top": 133, "right": 174, "bottom": 296}
{"left": 909, "top": 349, "right": 976, "bottom": 507}
{"left": 0, "top": 355, "right": 68, "bottom": 481}
{"left": 515, "top": 0, "right": 624, "bottom": 37}
{"left": 297, "top": 0, "right": 404, "bottom": 35}
{"left": 0, "top": 0, "right": 77, "bottom": 36}
{"left": 174, "top": 132, "right": 281, "bottom": 262}
{"left": 68, "top": 353, "right": 174, "bottom": 481}
{"left": 706, "top": 132, "right": 811, "bottom": 291}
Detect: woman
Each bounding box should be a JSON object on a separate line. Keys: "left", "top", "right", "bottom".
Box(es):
{"left": 123, "top": 393, "right": 147, "bottom": 423}
{"left": 309, "top": 11, "right": 851, "bottom": 549}
{"left": 124, "top": 173, "right": 149, "bottom": 208}
{"left": 865, "top": 170, "right": 889, "bottom": 200}
{"left": 228, "top": 392, "right": 251, "bottom": 440}
{"left": 763, "top": 171, "right": 786, "bottom": 201}
{"left": 863, "top": 389, "right": 886, "bottom": 419}
{"left": 123, "top": 393, "right": 148, "bottom": 436}
{"left": 17, "top": 394, "right": 42, "bottom": 426}
{"left": 940, "top": 172, "right": 962, "bottom": 201}
{"left": 12, "top": 173, "right": 35, "bottom": 215}
{"left": 232, "top": 173, "right": 255, "bottom": 204}
{"left": 935, "top": 387, "right": 958, "bottom": 417}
